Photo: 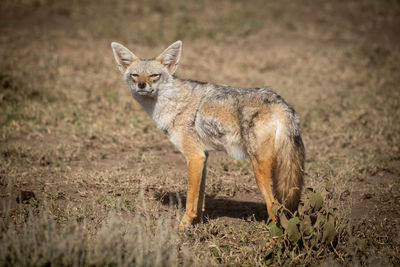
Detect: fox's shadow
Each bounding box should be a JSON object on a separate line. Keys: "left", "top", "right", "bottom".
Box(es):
{"left": 154, "top": 191, "right": 268, "bottom": 222}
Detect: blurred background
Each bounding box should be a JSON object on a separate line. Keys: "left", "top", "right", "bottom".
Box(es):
{"left": 1, "top": 0, "right": 399, "bottom": 265}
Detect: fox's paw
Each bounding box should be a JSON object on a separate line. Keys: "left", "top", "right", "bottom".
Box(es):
{"left": 178, "top": 219, "right": 193, "bottom": 231}
{"left": 178, "top": 213, "right": 195, "bottom": 231}
{"left": 178, "top": 221, "right": 188, "bottom": 231}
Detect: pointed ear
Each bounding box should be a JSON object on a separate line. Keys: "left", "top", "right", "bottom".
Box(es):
{"left": 156, "top": 40, "right": 182, "bottom": 74}
{"left": 111, "top": 42, "right": 139, "bottom": 73}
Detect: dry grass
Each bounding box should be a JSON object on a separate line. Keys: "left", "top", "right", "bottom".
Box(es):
{"left": 1, "top": 0, "right": 400, "bottom": 266}
{"left": 1, "top": 193, "right": 201, "bottom": 266}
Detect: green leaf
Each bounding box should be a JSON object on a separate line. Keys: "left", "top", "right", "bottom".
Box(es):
{"left": 322, "top": 221, "right": 336, "bottom": 243}
{"left": 322, "top": 213, "right": 336, "bottom": 243}
{"left": 272, "top": 204, "right": 281, "bottom": 215}
{"left": 268, "top": 221, "right": 283, "bottom": 238}
{"left": 287, "top": 219, "right": 301, "bottom": 244}
{"left": 300, "top": 215, "right": 313, "bottom": 236}
{"left": 289, "top": 217, "right": 300, "bottom": 225}
{"left": 309, "top": 192, "right": 323, "bottom": 211}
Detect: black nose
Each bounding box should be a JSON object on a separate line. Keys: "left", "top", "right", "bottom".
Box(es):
{"left": 138, "top": 82, "right": 146, "bottom": 89}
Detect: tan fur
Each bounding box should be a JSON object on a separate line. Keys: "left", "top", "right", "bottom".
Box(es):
{"left": 202, "top": 103, "right": 237, "bottom": 127}
{"left": 111, "top": 40, "right": 305, "bottom": 229}
{"left": 272, "top": 129, "right": 304, "bottom": 212}
{"left": 179, "top": 138, "right": 207, "bottom": 229}
{"left": 250, "top": 138, "right": 276, "bottom": 219}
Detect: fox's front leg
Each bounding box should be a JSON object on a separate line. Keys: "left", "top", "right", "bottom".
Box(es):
{"left": 178, "top": 150, "right": 207, "bottom": 230}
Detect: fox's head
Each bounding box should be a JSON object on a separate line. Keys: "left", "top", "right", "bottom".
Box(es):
{"left": 111, "top": 40, "right": 182, "bottom": 97}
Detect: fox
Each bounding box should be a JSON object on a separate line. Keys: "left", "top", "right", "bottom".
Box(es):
{"left": 111, "top": 40, "right": 305, "bottom": 230}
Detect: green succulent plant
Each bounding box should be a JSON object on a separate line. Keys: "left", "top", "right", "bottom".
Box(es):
{"left": 266, "top": 187, "right": 338, "bottom": 264}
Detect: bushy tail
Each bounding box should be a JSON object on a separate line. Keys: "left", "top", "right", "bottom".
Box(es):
{"left": 272, "top": 129, "right": 305, "bottom": 213}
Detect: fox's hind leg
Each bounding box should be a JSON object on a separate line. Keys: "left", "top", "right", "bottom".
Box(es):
{"left": 178, "top": 141, "right": 208, "bottom": 230}
{"left": 250, "top": 147, "right": 277, "bottom": 221}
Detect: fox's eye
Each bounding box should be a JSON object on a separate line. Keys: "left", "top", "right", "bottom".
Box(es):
{"left": 131, "top": 74, "right": 139, "bottom": 78}
{"left": 150, "top": 74, "right": 161, "bottom": 79}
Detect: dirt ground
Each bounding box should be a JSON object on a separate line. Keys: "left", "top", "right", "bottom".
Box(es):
{"left": 1, "top": 0, "right": 400, "bottom": 266}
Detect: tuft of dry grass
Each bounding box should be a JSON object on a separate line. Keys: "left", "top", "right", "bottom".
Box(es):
{"left": 0, "top": 202, "right": 201, "bottom": 266}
